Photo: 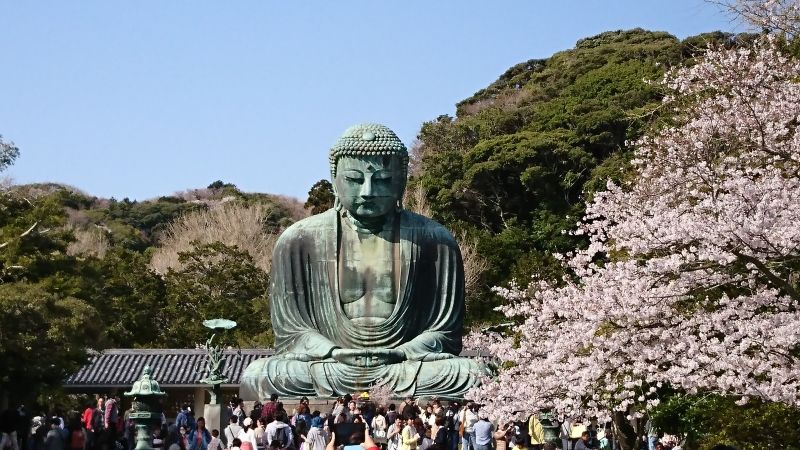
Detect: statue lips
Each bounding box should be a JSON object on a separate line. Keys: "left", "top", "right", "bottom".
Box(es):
{"left": 352, "top": 200, "right": 390, "bottom": 217}
{"left": 353, "top": 196, "right": 393, "bottom": 211}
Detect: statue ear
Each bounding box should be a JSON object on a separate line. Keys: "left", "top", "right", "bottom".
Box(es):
{"left": 397, "top": 179, "right": 407, "bottom": 212}
{"left": 331, "top": 179, "right": 342, "bottom": 211}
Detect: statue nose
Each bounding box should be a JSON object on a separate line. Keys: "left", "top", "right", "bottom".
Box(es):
{"left": 360, "top": 179, "right": 375, "bottom": 198}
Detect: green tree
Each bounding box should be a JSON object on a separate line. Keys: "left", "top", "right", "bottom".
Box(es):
{"left": 0, "top": 182, "right": 104, "bottom": 405}
{"left": 76, "top": 249, "right": 166, "bottom": 347}
{"left": 652, "top": 395, "right": 800, "bottom": 450}
{"left": 207, "top": 180, "right": 237, "bottom": 190}
{"left": 0, "top": 135, "right": 20, "bottom": 172}
{"left": 304, "top": 179, "right": 334, "bottom": 215}
{"left": 0, "top": 283, "right": 101, "bottom": 405}
{"left": 161, "top": 241, "right": 272, "bottom": 348}
{"left": 410, "top": 29, "right": 744, "bottom": 325}
{"left": 105, "top": 197, "right": 203, "bottom": 246}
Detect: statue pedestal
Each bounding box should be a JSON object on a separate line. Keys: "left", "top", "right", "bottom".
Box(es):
{"left": 204, "top": 403, "right": 224, "bottom": 436}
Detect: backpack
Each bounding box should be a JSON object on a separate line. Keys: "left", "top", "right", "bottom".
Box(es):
{"left": 249, "top": 405, "right": 261, "bottom": 423}
{"left": 91, "top": 410, "right": 104, "bottom": 432}
{"left": 70, "top": 430, "right": 85, "bottom": 450}
{"left": 225, "top": 425, "right": 242, "bottom": 445}
{"left": 401, "top": 404, "right": 415, "bottom": 420}
{"left": 277, "top": 427, "right": 290, "bottom": 450}
{"left": 106, "top": 400, "right": 118, "bottom": 423}
{"left": 444, "top": 410, "right": 455, "bottom": 432}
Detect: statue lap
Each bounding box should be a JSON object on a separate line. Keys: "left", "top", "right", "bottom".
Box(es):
{"left": 240, "top": 355, "right": 483, "bottom": 399}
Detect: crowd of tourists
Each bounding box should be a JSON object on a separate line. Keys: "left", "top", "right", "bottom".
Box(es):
{"left": 1, "top": 394, "right": 722, "bottom": 450}
{"left": 183, "top": 394, "right": 656, "bottom": 450}
{"left": 0, "top": 397, "right": 133, "bottom": 450}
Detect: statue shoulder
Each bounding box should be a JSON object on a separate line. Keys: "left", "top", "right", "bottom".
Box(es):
{"left": 401, "top": 210, "right": 458, "bottom": 246}
{"left": 275, "top": 209, "right": 337, "bottom": 246}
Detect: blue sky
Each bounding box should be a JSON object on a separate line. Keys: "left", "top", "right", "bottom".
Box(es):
{"left": 0, "top": 1, "right": 741, "bottom": 201}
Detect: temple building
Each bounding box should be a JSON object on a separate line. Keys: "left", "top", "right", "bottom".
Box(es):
{"left": 64, "top": 348, "right": 272, "bottom": 417}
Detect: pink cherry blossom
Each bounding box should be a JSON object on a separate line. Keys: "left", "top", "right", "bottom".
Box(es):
{"left": 466, "top": 36, "right": 800, "bottom": 425}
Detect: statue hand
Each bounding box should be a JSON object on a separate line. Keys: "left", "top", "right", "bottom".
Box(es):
{"left": 331, "top": 348, "right": 405, "bottom": 367}
{"left": 368, "top": 348, "right": 406, "bottom": 365}
{"left": 331, "top": 348, "right": 366, "bottom": 366}
{"left": 279, "top": 352, "right": 315, "bottom": 362}
{"left": 420, "top": 353, "right": 455, "bottom": 362}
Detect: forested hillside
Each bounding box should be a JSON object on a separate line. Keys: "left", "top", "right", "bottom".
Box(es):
{"left": 408, "top": 28, "right": 756, "bottom": 324}
{"left": 0, "top": 175, "right": 306, "bottom": 402}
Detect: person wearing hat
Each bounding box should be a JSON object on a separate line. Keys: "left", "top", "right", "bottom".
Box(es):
{"left": 472, "top": 412, "right": 492, "bottom": 450}
{"left": 305, "top": 417, "right": 328, "bottom": 450}
{"left": 238, "top": 418, "right": 258, "bottom": 450}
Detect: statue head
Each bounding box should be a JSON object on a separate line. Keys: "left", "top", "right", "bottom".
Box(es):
{"left": 329, "top": 124, "right": 409, "bottom": 221}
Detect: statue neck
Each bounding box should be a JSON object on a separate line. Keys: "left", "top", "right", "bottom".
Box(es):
{"left": 340, "top": 210, "right": 397, "bottom": 233}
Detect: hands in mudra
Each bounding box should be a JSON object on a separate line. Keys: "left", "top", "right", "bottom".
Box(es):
{"left": 281, "top": 349, "right": 459, "bottom": 366}
{"left": 330, "top": 348, "right": 406, "bottom": 367}
{"left": 279, "top": 349, "right": 405, "bottom": 366}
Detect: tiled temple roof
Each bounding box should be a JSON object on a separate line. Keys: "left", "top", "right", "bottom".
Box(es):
{"left": 65, "top": 348, "right": 489, "bottom": 389}
{"left": 64, "top": 349, "right": 273, "bottom": 388}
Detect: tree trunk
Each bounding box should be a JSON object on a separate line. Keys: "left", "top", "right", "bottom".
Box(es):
{"left": 612, "top": 411, "right": 639, "bottom": 450}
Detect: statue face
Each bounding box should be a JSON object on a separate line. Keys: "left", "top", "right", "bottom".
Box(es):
{"left": 334, "top": 155, "right": 404, "bottom": 220}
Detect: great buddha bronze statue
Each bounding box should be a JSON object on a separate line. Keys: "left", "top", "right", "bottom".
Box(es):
{"left": 240, "top": 124, "right": 485, "bottom": 399}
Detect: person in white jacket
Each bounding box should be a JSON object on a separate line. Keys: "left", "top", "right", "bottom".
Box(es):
{"left": 265, "top": 413, "right": 294, "bottom": 450}
{"left": 559, "top": 419, "right": 572, "bottom": 450}
{"left": 225, "top": 417, "right": 243, "bottom": 449}
{"left": 238, "top": 418, "right": 259, "bottom": 450}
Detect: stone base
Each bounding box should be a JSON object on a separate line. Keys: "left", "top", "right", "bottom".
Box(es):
{"left": 241, "top": 395, "right": 466, "bottom": 418}
{"left": 242, "top": 398, "right": 338, "bottom": 416}
{"left": 204, "top": 403, "right": 224, "bottom": 434}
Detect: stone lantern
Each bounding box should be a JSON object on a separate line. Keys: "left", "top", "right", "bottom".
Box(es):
{"left": 124, "top": 366, "right": 166, "bottom": 450}
{"left": 539, "top": 410, "right": 560, "bottom": 444}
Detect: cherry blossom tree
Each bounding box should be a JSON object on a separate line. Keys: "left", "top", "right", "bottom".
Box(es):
{"left": 718, "top": 0, "right": 800, "bottom": 39}
{"left": 466, "top": 34, "right": 800, "bottom": 450}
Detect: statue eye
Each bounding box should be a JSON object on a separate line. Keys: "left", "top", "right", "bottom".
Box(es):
{"left": 345, "top": 176, "right": 364, "bottom": 183}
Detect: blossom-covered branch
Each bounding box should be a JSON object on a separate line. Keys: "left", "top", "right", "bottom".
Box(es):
{"left": 468, "top": 36, "right": 800, "bottom": 426}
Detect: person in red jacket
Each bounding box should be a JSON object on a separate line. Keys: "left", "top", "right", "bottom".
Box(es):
{"left": 260, "top": 395, "right": 279, "bottom": 424}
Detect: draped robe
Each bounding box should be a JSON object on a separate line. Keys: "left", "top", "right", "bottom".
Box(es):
{"left": 240, "top": 208, "right": 484, "bottom": 398}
